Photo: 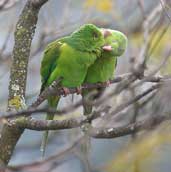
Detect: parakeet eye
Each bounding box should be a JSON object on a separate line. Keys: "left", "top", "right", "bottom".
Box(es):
{"left": 93, "top": 32, "right": 98, "bottom": 39}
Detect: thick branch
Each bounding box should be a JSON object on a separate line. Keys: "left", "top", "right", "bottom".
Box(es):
{"left": 14, "top": 114, "right": 171, "bottom": 138}
{"left": 31, "top": 0, "right": 49, "bottom": 8}
{"left": 16, "top": 117, "right": 82, "bottom": 130}
{"left": 90, "top": 115, "right": 171, "bottom": 138}
{"left": 0, "top": 0, "right": 49, "bottom": 165}
{"left": 1, "top": 115, "right": 169, "bottom": 171}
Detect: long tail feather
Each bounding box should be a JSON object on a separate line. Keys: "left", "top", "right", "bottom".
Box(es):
{"left": 40, "top": 130, "right": 49, "bottom": 157}
{"left": 81, "top": 88, "right": 106, "bottom": 167}
{"left": 82, "top": 90, "right": 94, "bottom": 116}
{"left": 40, "top": 96, "right": 60, "bottom": 157}
{"left": 82, "top": 88, "right": 105, "bottom": 115}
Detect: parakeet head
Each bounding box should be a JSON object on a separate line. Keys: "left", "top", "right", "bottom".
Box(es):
{"left": 101, "top": 29, "right": 127, "bottom": 57}
{"left": 69, "top": 24, "right": 105, "bottom": 53}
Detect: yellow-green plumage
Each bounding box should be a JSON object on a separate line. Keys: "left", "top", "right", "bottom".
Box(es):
{"left": 40, "top": 24, "right": 105, "bottom": 156}
{"left": 82, "top": 29, "right": 128, "bottom": 115}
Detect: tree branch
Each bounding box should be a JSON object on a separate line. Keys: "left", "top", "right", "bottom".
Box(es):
{"left": 6, "top": 136, "right": 83, "bottom": 172}
{"left": 31, "top": 0, "right": 49, "bottom": 8}
{"left": 0, "top": 76, "right": 167, "bottom": 122}
{"left": 1, "top": 115, "right": 170, "bottom": 171}
{"left": 30, "top": 73, "right": 168, "bottom": 108}
{"left": 0, "top": 0, "right": 50, "bottom": 165}
{"left": 90, "top": 114, "right": 171, "bottom": 138}
{"left": 13, "top": 114, "right": 171, "bottom": 138}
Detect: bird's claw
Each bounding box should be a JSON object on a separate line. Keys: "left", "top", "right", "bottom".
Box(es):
{"left": 76, "top": 86, "right": 82, "bottom": 95}
{"left": 62, "top": 87, "right": 70, "bottom": 97}
{"left": 104, "top": 80, "right": 111, "bottom": 87}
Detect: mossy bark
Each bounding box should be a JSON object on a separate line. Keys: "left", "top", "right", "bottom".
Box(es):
{"left": 0, "top": 0, "right": 48, "bottom": 165}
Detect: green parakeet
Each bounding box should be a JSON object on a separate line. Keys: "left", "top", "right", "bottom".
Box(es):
{"left": 82, "top": 29, "right": 128, "bottom": 115}
{"left": 40, "top": 24, "right": 111, "bottom": 156}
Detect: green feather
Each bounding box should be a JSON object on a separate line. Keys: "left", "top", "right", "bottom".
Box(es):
{"left": 40, "top": 24, "right": 105, "bottom": 156}
{"left": 82, "top": 29, "right": 128, "bottom": 116}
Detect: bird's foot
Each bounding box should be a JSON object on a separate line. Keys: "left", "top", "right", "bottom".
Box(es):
{"left": 62, "top": 87, "right": 70, "bottom": 97}
{"left": 76, "top": 86, "right": 82, "bottom": 95}
{"left": 104, "top": 80, "right": 111, "bottom": 87}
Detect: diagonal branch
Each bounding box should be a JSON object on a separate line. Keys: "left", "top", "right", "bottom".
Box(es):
{"left": 89, "top": 114, "right": 171, "bottom": 138}
{"left": 0, "top": 75, "right": 169, "bottom": 122}
{"left": 31, "top": 73, "right": 168, "bottom": 109}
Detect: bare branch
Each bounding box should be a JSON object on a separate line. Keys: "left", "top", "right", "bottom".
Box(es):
{"left": 2, "top": 113, "right": 171, "bottom": 172}
{"left": 30, "top": 73, "right": 132, "bottom": 108}
{"left": 160, "top": 0, "right": 171, "bottom": 23}
{"left": 0, "top": 0, "right": 18, "bottom": 11}
{"left": 90, "top": 114, "right": 171, "bottom": 138}
{"left": 31, "top": 0, "right": 50, "bottom": 8}
{"left": 133, "top": 3, "right": 163, "bottom": 76}
{"left": 31, "top": 73, "right": 169, "bottom": 109}
{"left": 0, "top": 74, "right": 169, "bottom": 123}
{"left": 0, "top": 84, "right": 160, "bottom": 133}
{"left": 137, "top": 0, "right": 146, "bottom": 20}
{"left": 6, "top": 136, "right": 83, "bottom": 172}
{"left": 12, "top": 113, "right": 171, "bottom": 139}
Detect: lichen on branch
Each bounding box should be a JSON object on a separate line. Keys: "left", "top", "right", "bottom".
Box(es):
{"left": 0, "top": 0, "right": 50, "bottom": 165}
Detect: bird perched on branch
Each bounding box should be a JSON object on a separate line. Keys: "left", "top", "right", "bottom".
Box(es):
{"left": 82, "top": 29, "right": 128, "bottom": 116}
{"left": 40, "top": 24, "right": 113, "bottom": 156}
{"left": 80, "top": 29, "right": 127, "bottom": 167}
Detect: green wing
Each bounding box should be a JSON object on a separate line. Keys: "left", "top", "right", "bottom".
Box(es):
{"left": 40, "top": 40, "right": 63, "bottom": 92}
{"left": 40, "top": 39, "right": 63, "bottom": 156}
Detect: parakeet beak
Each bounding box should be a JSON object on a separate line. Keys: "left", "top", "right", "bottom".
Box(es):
{"left": 101, "top": 28, "right": 113, "bottom": 51}
{"left": 102, "top": 45, "right": 113, "bottom": 51}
